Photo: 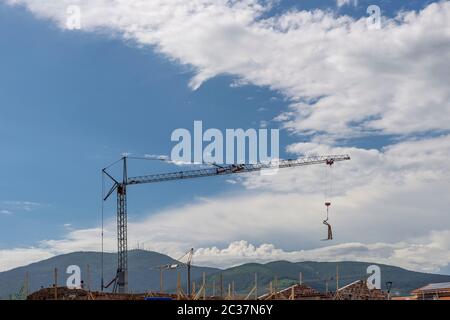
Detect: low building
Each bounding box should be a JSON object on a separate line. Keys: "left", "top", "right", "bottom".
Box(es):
{"left": 260, "top": 280, "right": 388, "bottom": 300}
{"left": 412, "top": 282, "right": 450, "bottom": 300}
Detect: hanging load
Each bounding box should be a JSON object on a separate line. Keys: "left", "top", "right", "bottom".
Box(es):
{"left": 322, "top": 158, "right": 335, "bottom": 241}
{"left": 322, "top": 202, "right": 333, "bottom": 241}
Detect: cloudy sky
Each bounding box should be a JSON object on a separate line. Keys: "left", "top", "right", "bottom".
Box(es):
{"left": 0, "top": 0, "right": 449, "bottom": 275}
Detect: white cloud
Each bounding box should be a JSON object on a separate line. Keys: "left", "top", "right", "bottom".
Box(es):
{"left": 194, "top": 230, "right": 450, "bottom": 272}
{"left": 251, "top": 134, "right": 450, "bottom": 192}
{"left": 3, "top": 1, "right": 449, "bottom": 137}
{"left": 0, "top": 201, "right": 42, "bottom": 215}
{"left": 0, "top": 248, "right": 55, "bottom": 272}
{"left": 1, "top": 229, "right": 450, "bottom": 273}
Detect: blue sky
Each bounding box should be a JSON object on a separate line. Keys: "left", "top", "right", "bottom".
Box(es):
{"left": 0, "top": 0, "right": 449, "bottom": 274}
{"left": 0, "top": 2, "right": 287, "bottom": 247}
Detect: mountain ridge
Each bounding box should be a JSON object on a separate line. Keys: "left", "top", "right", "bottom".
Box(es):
{"left": 1, "top": 251, "right": 450, "bottom": 298}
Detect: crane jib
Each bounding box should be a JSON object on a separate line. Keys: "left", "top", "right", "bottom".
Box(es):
{"left": 127, "top": 155, "right": 350, "bottom": 186}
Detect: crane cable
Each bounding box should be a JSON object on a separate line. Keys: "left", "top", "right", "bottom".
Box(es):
{"left": 101, "top": 171, "right": 105, "bottom": 291}
{"left": 324, "top": 160, "right": 334, "bottom": 206}
{"left": 177, "top": 248, "right": 194, "bottom": 267}
{"left": 323, "top": 160, "right": 334, "bottom": 240}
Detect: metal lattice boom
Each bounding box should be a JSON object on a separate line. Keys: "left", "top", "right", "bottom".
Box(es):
{"left": 128, "top": 155, "right": 350, "bottom": 185}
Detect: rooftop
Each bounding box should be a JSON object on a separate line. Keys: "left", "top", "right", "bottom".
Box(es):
{"left": 413, "top": 282, "right": 450, "bottom": 293}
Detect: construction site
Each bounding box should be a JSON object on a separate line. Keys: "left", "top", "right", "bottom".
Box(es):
{"left": 26, "top": 279, "right": 388, "bottom": 301}
{"left": 24, "top": 261, "right": 450, "bottom": 301}
{"left": 4, "top": 154, "right": 448, "bottom": 301}
{"left": 19, "top": 155, "right": 387, "bottom": 300}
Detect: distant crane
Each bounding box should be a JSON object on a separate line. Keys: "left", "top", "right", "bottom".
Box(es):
{"left": 152, "top": 264, "right": 177, "bottom": 294}
{"left": 102, "top": 155, "right": 351, "bottom": 293}
{"left": 152, "top": 248, "right": 194, "bottom": 295}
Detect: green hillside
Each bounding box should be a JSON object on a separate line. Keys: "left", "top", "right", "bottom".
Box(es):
{"left": 2, "top": 252, "right": 450, "bottom": 299}
{"left": 204, "top": 261, "right": 450, "bottom": 297}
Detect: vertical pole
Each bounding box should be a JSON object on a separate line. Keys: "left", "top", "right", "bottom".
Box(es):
{"left": 101, "top": 171, "right": 104, "bottom": 292}
{"left": 87, "top": 264, "right": 91, "bottom": 292}
{"left": 325, "top": 280, "right": 329, "bottom": 294}
{"left": 275, "top": 276, "right": 278, "bottom": 294}
{"left": 220, "top": 274, "right": 224, "bottom": 298}
{"left": 187, "top": 265, "right": 192, "bottom": 298}
{"left": 54, "top": 268, "right": 58, "bottom": 300}
{"left": 203, "top": 272, "right": 206, "bottom": 300}
{"left": 255, "top": 273, "right": 258, "bottom": 300}
{"left": 160, "top": 268, "right": 164, "bottom": 293}
{"left": 212, "top": 279, "right": 216, "bottom": 297}
{"left": 336, "top": 264, "right": 339, "bottom": 292}
{"left": 25, "top": 272, "right": 29, "bottom": 298}
{"left": 299, "top": 272, "right": 303, "bottom": 285}
{"left": 177, "top": 272, "right": 181, "bottom": 300}
{"left": 232, "top": 281, "right": 235, "bottom": 299}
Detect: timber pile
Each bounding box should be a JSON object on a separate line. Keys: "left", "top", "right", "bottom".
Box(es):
{"left": 29, "top": 287, "right": 90, "bottom": 300}
{"left": 261, "top": 284, "right": 332, "bottom": 300}
{"left": 27, "top": 287, "right": 173, "bottom": 300}
{"left": 334, "top": 280, "right": 387, "bottom": 300}
{"left": 27, "top": 287, "right": 221, "bottom": 300}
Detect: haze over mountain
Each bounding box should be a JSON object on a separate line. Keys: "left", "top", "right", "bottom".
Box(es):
{"left": 1, "top": 250, "right": 450, "bottom": 299}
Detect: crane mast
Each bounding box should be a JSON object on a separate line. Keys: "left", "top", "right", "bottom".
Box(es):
{"left": 103, "top": 154, "right": 350, "bottom": 293}
{"left": 115, "top": 157, "right": 128, "bottom": 293}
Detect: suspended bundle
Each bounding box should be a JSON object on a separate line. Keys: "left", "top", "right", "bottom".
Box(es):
{"left": 322, "top": 159, "right": 334, "bottom": 241}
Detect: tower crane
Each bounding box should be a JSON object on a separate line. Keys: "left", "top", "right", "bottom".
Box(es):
{"left": 102, "top": 155, "right": 351, "bottom": 293}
